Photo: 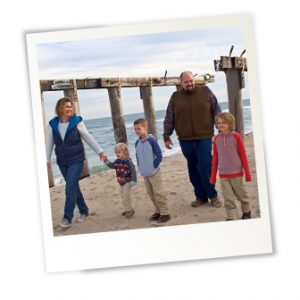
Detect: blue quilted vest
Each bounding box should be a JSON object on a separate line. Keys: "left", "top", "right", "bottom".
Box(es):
{"left": 49, "top": 115, "right": 85, "bottom": 167}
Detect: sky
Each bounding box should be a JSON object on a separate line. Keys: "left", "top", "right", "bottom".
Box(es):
{"left": 37, "top": 26, "right": 249, "bottom": 120}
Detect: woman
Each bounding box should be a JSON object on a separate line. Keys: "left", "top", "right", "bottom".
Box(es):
{"left": 46, "top": 97, "right": 106, "bottom": 228}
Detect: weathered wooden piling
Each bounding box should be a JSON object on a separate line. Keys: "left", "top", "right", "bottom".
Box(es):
{"left": 40, "top": 88, "right": 55, "bottom": 187}
{"left": 140, "top": 85, "right": 157, "bottom": 137}
{"left": 107, "top": 86, "right": 128, "bottom": 143}
{"left": 62, "top": 79, "right": 90, "bottom": 180}
{"left": 214, "top": 46, "right": 248, "bottom": 139}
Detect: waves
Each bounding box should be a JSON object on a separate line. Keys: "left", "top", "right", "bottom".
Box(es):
{"left": 50, "top": 99, "right": 252, "bottom": 184}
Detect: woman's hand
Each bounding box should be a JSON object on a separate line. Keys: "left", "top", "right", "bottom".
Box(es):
{"left": 99, "top": 152, "right": 107, "bottom": 162}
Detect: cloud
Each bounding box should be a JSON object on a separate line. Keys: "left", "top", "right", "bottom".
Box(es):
{"left": 39, "top": 26, "right": 248, "bottom": 119}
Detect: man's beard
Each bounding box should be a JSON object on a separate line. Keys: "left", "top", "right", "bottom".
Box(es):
{"left": 185, "top": 85, "right": 194, "bottom": 93}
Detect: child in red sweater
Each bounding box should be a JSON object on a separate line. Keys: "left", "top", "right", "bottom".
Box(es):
{"left": 210, "top": 112, "right": 251, "bottom": 220}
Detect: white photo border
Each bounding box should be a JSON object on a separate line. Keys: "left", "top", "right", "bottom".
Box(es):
{"left": 26, "top": 14, "right": 272, "bottom": 273}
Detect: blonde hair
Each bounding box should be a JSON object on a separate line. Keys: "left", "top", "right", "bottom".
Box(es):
{"left": 215, "top": 112, "right": 235, "bottom": 131}
{"left": 55, "top": 97, "right": 73, "bottom": 118}
{"left": 114, "top": 143, "right": 130, "bottom": 158}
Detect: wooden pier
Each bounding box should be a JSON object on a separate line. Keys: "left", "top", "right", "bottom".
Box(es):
{"left": 42, "top": 46, "right": 248, "bottom": 187}
{"left": 41, "top": 74, "right": 215, "bottom": 187}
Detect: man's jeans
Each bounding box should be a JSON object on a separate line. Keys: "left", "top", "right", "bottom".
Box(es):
{"left": 179, "top": 139, "right": 217, "bottom": 201}
{"left": 59, "top": 162, "right": 89, "bottom": 221}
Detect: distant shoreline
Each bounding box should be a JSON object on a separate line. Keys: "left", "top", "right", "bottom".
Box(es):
{"left": 53, "top": 131, "right": 253, "bottom": 185}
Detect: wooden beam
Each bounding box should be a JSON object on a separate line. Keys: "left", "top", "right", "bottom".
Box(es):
{"left": 40, "top": 75, "right": 215, "bottom": 91}
{"left": 214, "top": 57, "right": 247, "bottom": 72}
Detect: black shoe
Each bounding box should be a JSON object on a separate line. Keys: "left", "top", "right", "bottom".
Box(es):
{"left": 157, "top": 214, "right": 171, "bottom": 223}
{"left": 242, "top": 211, "right": 251, "bottom": 219}
{"left": 149, "top": 213, "right": 160, "bottom": 221}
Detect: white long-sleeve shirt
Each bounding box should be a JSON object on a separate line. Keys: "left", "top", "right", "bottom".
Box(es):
{"left": 45, "top": 121, "right": 103, "bottom": 162}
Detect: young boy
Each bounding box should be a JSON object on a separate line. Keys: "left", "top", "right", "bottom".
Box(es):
{"left": 210, "top": 112, "right": 252, "bottom": 221}
{"left": 104, "top": 143, "right": 137, "bottom": 218}
{"left": 134, "top": 118, "right": 170, "bottom": 223}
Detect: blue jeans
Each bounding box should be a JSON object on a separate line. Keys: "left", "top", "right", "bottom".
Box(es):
{"left": 179, "top": 139, "right": 217, "bottom": 201}
{"left": 59, "top": 162, "right": 88, "bottom": 221}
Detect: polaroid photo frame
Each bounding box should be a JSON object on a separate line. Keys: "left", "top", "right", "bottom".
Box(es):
{"left": 26, "top": 14, "right": 272, "bottom": 272}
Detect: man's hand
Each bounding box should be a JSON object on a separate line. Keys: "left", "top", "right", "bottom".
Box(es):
{"left": 164, "top": 139, "right": 173, "bottom": 149}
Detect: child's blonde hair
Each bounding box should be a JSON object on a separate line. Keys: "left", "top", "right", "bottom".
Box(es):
{"left": 215, "top": 112, "right": 235, "bottom": 131}
{"left": 114, "top": 143, "right": 130, "bottom": 158}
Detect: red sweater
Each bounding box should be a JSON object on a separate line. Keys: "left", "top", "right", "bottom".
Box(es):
{"left": 210, "top": 131, "right": 251, "bottom": 184}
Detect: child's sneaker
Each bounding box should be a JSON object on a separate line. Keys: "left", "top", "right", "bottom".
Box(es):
{"left": 149, "top": 213, "right": 160, "bottom": 221}
{"left": 241, "top": 211, "right": 251, "bottom": 219}
{"left": 124, "top": 209, "right": 135, "bottom": 219}
{"left": 78, "top": 214, "right": 88, "bottom": 222}
{"left": 60, "top": 218, "right": 72, "bottom": 228}
{"left": 210, "top": 197, "right": 223, "bottom": 208}
{"left": 157, "top": 214, "right": 171, "bottom": 223}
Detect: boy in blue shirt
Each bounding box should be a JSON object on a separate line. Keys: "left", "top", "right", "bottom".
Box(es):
{"left": 134, "top": 118, "right": 170, "bottom": 223}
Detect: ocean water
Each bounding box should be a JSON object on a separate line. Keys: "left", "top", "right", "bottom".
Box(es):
{"left": 49, "top": 99, "right": 252, "bottom": 185}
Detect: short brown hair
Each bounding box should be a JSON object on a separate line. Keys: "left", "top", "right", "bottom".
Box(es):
{"left": 215, "top": 112, "right": 235, "bottom": 131}
{"left": 133, "top": 118, "right": 148, "bottom": 127}
{"left": 55, "top": 97, "right": 73, "bottom": 118}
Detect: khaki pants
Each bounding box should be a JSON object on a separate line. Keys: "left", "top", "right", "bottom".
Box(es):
{"left": 119, "top": 182, "right": 132, "bottom": 212}
{"left": 143, "top": 169, "right": 168, "bottom": 215}
{"left": 220, "top": 177, "right": 250, "bottom": 220}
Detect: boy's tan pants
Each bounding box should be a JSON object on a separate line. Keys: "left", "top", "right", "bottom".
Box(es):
{"left": 119, "top": 182, "right": 132, "bottom": 212}
{"left": 220, "top": 177, "right": 250, "bottom": 220}
{"left": 143, "top": 169, "right": 168, "bottom": 215}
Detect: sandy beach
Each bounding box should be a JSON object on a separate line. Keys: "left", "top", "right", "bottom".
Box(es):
{"left": 50, "top": 133, "right": 260, "bottom": 236}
